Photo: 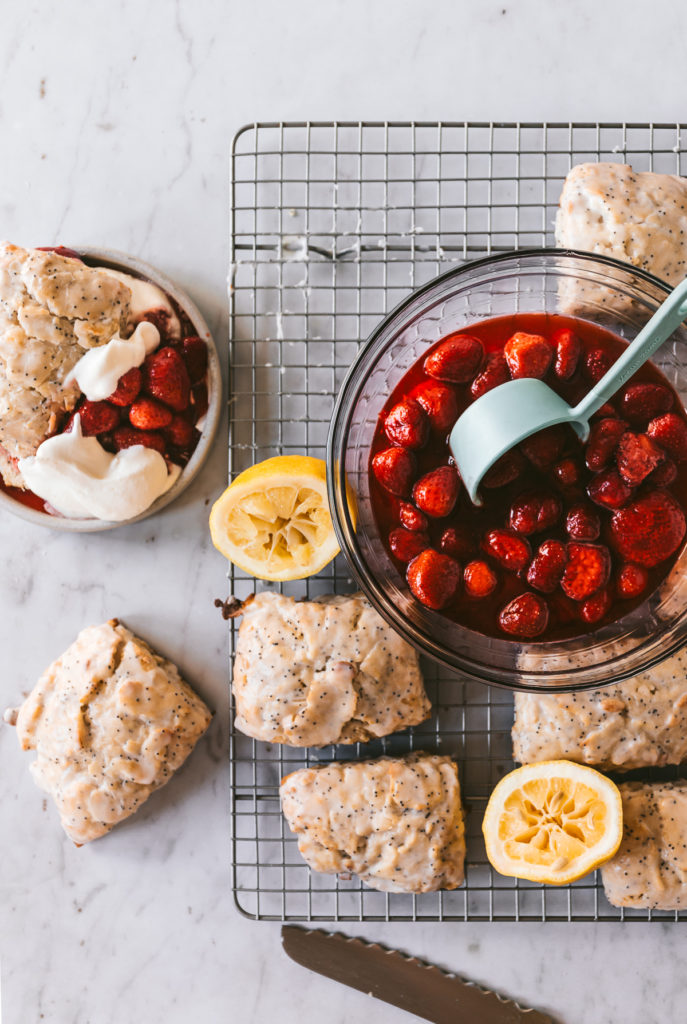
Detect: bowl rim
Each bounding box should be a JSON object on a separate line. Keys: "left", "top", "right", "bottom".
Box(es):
{"left": 327, "top": 247, "right": 683, "bottom": 692}
{"left": 0, "top": 246, "right": 222, "bottom": 532}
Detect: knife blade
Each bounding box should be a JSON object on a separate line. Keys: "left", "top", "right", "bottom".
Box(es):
{"left": 282, "top": 926, "right": 555, "bottom": 1024}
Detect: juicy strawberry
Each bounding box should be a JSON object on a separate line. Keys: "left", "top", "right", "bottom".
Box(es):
{"left": 406, "top": 549, "right": 461, "bottom": 609}
{"left": 141, "top": 308, "right": 178, "bottom": 345}
{"left": 504, "top": 332, "right": 553, "bottom": 380}
{"left": 616, "top": 431, "right": 665, "bottom": 485}
{"left": 399, "top": 501, "right": 428, "bottom": 532}
{"left": 587, "top": 468, "right": 633, "bottom": 509}
{"left": 591, "top": 402, "right": 617, "bottom": 421}
{"left": 389, "top": 527, "right": 430, "bottom": 563}
{"left": 610, "top": 490, "right": 686, "bottom": 567}
{"left": 410, "top": 380, "right": 458, "bottom": 433}
{"left": 649, "top": 458, "right": 678, "bottom": 486}
{"left": 552, "top": 457, "right": 582, "bottom": 488}
{"left": 413, "top": 465, "right": 460, "bottom": 518}
{"left": 481, "top": 449, "right": 525, "bottom": 489}
{"left": 620, "top": 383, "right": 673, "bottom": 425}
{"left": 470, "top": 352, "right": 510, "bottom": 399}
{"left": 129, "top": 397, "right": 173, "bottom": 430}
{"left": 107, "top": 366, "right": 142, "bottom": 406}
{"left": 520, "top": 425, "right": 567, "bottom": 469}
{"left": 78, "top": 400, "right": 120, "bottom": 437}
{"left": 509, "top": 491, "right": 561, "bottom": 535}
{"left": 647, "top": 413, "right": 687, "bottom": 462}
{"left": 112, "top": 426, "right": 166, "bottom": 455}
{"left": 384, "top": 398, "right": 429, "bottom": 449}
{"left": 552, "top": 327, "right": 581, "bottom": 381}
{"left": 191, "top": 381, "right": 209, "bottom": 420}
{"left": 164, "top": 414, "right": 195, "bottom": 450}
{"left": 526, "top": 539, "right": 567, "bottom": 594}
{"left": 616, "top": 563, "right": 649, "bottom": 600}
{"left": 560, "top": 542, "right": 611, "bottom": 601}
{"left": 440, "top": 524, "right": 474, "bottom": 560}
{"left": 498, "top": 592, "right": 549, "bottom": 638}
{"left": 464, "top": 560, "right": 498, "bottom": 598}
{"left": 565, "top": 503, "right": 601, "bottom": 541}
{"left": 583, "top": 347, "right": 613, "bottom": 383}
{"left": 182, "top": 336, "right": 208, "bottom": 383}
{"left": 372, "top": 447, "right": 416, "bottom": 497}
{"left": 580, "top": 587, "right": 612, "bottom": 625}
{"left": 482, "top": 528, "right": 531, "bottom": 573}
{"left": 424, "top": 333, "right": 484, "bottom": 383}
{"left": 585, "top": 417, "right": 627, "bottom": 472}
{"left": 143, "top": 346, "right": 191, "bottom": 412}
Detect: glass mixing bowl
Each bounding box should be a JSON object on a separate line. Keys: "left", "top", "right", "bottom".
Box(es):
{"left": 327, "top": 249, "right": 687, "bottom": 692}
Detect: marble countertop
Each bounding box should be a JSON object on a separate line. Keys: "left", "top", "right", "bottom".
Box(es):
{"left": 2, "top": 2, "right": 687, "bottom": 1022}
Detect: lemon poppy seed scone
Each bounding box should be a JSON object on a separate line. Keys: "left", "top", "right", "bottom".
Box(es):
{"left": 280, "top": 754, "right": 465, "bottom": 893}
{"left": 231, "top": 591, "right": 430, "bottom": 747}
{"left": 601, "top": 782, "right": 687, "bottom": 909}
{"left": 0, "top": 242, "right": 130, "bottom": 487}
{"left": 5, "top": 619, "right": 211, "bottom": 844}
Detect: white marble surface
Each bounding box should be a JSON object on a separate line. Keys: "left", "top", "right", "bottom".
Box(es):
{"left": 2, "top": 2, "right": 687, "bottom": 1022}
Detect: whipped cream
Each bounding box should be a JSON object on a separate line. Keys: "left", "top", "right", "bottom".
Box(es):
{"left": 66, "top": 320, "right": 160, "bottom": 401}
{"left": 98, "top": 267, "right": 181, "bottom": 338}
{"left": 18, "top": 416, "right": 180, "bottom": 521}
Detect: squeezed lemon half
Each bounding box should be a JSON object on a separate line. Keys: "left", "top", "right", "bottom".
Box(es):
{"left": 209, "top": 455, "right": 340, "bottom": 581}
{"left": 482, "top": 760, "right": 623, "bottom": 885}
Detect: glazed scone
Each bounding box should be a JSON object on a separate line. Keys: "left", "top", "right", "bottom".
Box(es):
{"left": 6, "top": 619, "right": 211, "bottom": 844}
{"left": 231, "top": 591, "right": 431, "bottom": 747}
{"left": 512, "top": 648, "right": 687, "bottom": 771}
{"left": 601, "top": 782, "right": 687, "bottom": 910}
{"left": 280, "top": 753, "right": 465, "bottom": 893}
{"left": 0, "top": 242, "right": 131, "bottom": 485}
{"left": 555, "top": 163, "right": 687, "bottom": 285}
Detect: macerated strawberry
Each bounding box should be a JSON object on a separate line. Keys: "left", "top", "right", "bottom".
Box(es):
{"left": 410, "top": 380, "right": 459, "bottom": 433}
{"left": 470, "top": 351, "right": 510, "bottom": 399}
{"left": 112, "top": 426, "right": 166, "bottom": 455}
{"left": 565, "top": 503, "right": 601, "bottom": 541}
{"left": 621, "top": 383, "right": 673, "bottom": 425}
{"left": 583, "top": 347, "right": 613, "bottom": 383}
{"left": 191, "top": 381, "right": 209, "bottom": 420}
{"left": 552, "top": 457, "right": 582, "bottom": 487}
{"left": 482, "top": 528, "right": 531, "bottom": 573}
{"left": 481, "top": 449, "right": 525, "bottom": 489}
{"left": 647, "top": 413, "right": 687, "bottom": 462}
{"left": 464, "top": 559, "right": 498, "bottom": 598}
{"left": 520, "top": 425, "right": 567, "bottom": 469}
{"left": 143, "top": 346, "right": 191, "bottom": 411}
{"left": 560, "top": 542, "right": 611, "bottom": 601}
{"left": 610, "top": 490, "right": 686, "bottom": 567}
{"left": 616, "top": 431, "right": 665, "bottom": 485}
{"left": 406, "top": 549, "right": 461, "bottom": 609}
{"left": 412, "top": 464, "right": 460, "bottom": 518}
{"left": 372, "top": 447, "right": 416, "bottom": 497}
{"left": 526, "top": 539, "right": 567, "bottom": 593}
{"left": 591, "top": 402, "right": 617, "bottom": 421}
{"left": 389, "top": 527, "right": 430, "bottom": 563}
{"left": 129, "top": 397, "right": 173, "bottom": 430}
{"left": 141, "top": 308, "right": 177, "bottom": 346}
{"left": 498, "top": 592, "right": 549, "bottom": 638}
{"left": 504, "top": 331, "right": 553, "bottom": 380}
{"left": 649, "top": 458, "right": 678, "bottom": 486}
{"left": 585, "top": 417, "right": 627, "bottom": 471}
{"left": 580, "top": 587, "right": 612, "bottom": 624}
{"left": 440, "top": 524, "right": 474, "bottom": 560}
{"left": 164, "top": 413, "right": 195, "bottom": 450}
{"left": 424, "top": 333, "right": 484, "bottom": 383}
{"left": 587, "top": 468, "right": 633, "bottom": 509}
{"left": 509, "top": 491, "right": 561, "bottom": 535}
{"left": 182, "top": 336, "right": 208, "bottom": 383}
{"left": 616, "top": 563, "right": 649, "bottom": 599}
{"left": 108, "top": 366, "right": 142, "bottom": 407}
{"left": 399, "top": 501, "right": 428, "bottom": 532}
{"left": 552, "top": 327, "right": 581, "bottom": 380}
{"left": 384, "top": 398, "right": 429, "bottom": 449}
{"left": 78, "top": 400, "right": 120, "bottom": 437}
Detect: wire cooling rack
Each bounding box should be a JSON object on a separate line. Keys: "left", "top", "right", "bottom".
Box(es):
{"left": 229, "top": 121, "right": 687, "bottom": 923}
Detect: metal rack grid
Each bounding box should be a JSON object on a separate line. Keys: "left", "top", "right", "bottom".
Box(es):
{"left": 229, "top": 121, "right": 687, "bottom": 922}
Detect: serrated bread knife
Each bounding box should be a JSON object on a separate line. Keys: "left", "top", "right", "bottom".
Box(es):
{"left": 282, "top": 926, "right": 555, "bottom": 1024}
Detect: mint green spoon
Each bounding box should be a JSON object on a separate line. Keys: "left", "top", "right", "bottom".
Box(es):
{"left": 449, "top": 278, "right": 687, "bottom": 505}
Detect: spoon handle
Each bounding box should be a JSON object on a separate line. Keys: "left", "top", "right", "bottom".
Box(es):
{"left": 571, "top": 277, "right": 687, "bottom": 422}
